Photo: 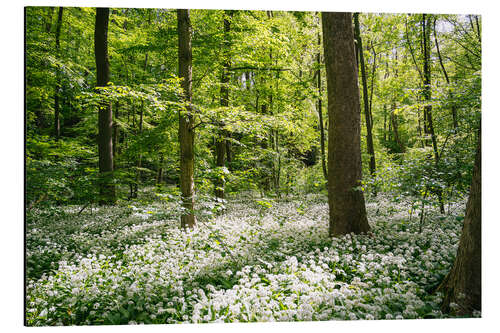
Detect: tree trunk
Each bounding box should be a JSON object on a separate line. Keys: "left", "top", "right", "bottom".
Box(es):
{"left": 423, "top": 14, "right": 439, "bottom": 162}
{"left": 437, "top": 135, "right": 481, "bottom": 316}
{"left": 383, "top": 105, "right": 387, "bottom": 142}
{"left": 113, "top": 101, "right": 119, "bottom": 158}
{"left": 422, "top": 14, "right": 445, "bottom": 214}
{"left": 215, "top": 10, "right": 233, "bottom": 200}
{"left": 354, "top": 13, "right": 376, "bottom": 176}
{"left": 95, "top": 7, "right": 115, "bottom": 205}
{"left": 45, "top": 7, "right": 54, "bottom": 33}
{"left": 177, "top": 9, "right": 196, "bottom": 228}
{"left": 54, "top": 7, "right": 63, "bottom": 140}
{"left": 316, "top": 24, "right": 328, "bottom": 181}
{"left": 391, "top": 106, "right": 405, "bottom": 153}
{"left": 433, "top": 18, "right": 458, "bottom": 130}
{"left": 134, "top": 101, "right": 144, "bottom": 198}
{"left": 156, "top": 154, "right": 164, "bottom": 185}
{"left": 322, "top": 12, "right": 370, "bottom": 237}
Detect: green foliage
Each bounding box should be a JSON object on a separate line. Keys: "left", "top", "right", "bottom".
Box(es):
{"left": 26, "top": 135, "right": 98, "bottom": 207}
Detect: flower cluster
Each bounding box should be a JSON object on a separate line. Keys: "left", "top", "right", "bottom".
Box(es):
{"left": 26, "top": 195, "right": 466, "bottom": 326}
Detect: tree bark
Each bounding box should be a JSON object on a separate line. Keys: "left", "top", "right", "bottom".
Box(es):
{"left": 95, "top": 7, "right": 116, "bottom": 205}
{"left": 354, "top": 13, "right": 376, "bottom": 177}
{"left": 322, "top": 12, "right": 370, "bottom": 237}
{"left": 438, "top": 135, "right": 481, "bottom": 316}
{"left": 54, "top": 7, "right": 64, "bottom": 140}
{"left": 177, "top": 9, "right": 196, "bottom": 228}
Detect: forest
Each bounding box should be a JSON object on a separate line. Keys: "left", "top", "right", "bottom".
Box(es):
{"left": 25, "top": 6, "right": 481, "bottom": 326}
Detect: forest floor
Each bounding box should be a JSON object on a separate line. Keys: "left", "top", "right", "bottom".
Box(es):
{"left": 25, "top": 193, "right": 474, "bottom": 326}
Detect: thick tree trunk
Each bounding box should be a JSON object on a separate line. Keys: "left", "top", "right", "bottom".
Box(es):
{"left": 95, "top": 7, "right": 115, "bottom": 205}
{"left": 438, "top": 135, "right": 481, "bottom": 316}
{"left": 177, "top": 9, "right": 196, "bottom": 228}
{"left": 322, "top": 12, "right": 370, "bottom": 237}
{"left": 354, "top": 13, "right": 376, "bottom": 177}
{"left": 54, "top": 7, "right": 63, "bottom": 140}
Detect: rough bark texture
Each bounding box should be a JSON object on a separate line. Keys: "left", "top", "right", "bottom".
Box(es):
{"left": 322, "top": 12, "right": 370, "bottom": 237}
{"left": 354, "top": 13, "right": 376, "bottom": 176}
{"left": 438, "top": 135, "right": 481, "bottom": 316}
{"left": 54, "top": 7, "right": 63, "bottom": 140}
{"left": 95, "top": 7, "right": 115, "bottom": 205}
{"left": 177, "top": 9, "right": 196, "bottom": 228}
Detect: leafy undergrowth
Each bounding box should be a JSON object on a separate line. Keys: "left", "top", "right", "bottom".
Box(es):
{"left": 26, "top": 194, "right": 473, "bottom": 326}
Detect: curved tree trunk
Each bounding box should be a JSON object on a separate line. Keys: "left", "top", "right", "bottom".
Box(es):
{"left": 322, "top": 12, "right": 370, "bottom": 237}
{"left": 177, "top": 9, "right": 196, "bottom": 228}
{"left": 438, "top": 134, "right": 481, "bottom": 316}
{"left": 95, "top": 7, "right": 115, "bottom": 205}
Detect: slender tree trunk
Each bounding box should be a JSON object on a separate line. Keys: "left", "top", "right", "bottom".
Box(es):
{"left": 54, "top": 7, "right": 63, "bottom": 140}
{"left": 316, "top": 24, "right": 328, "bottom": 181}
{"left": 177, "top": 9, "right": 196, "bottom": 228}
{"left": 433, "top": 18, "right": 458, "bottom": 130}
{"left": 383, "top": 105, "right": 387, "bottom": 142}
{"left": 95, "top": 7, "right": 115, "bottom": 205}
{"left": 405, "top": 16, "right": 424, "bottom": 82}
{"left": 474, "top": 16, "right": 481, "bottom": 44}
{"left": 156, "top": 154, "right": 164, "bottom": 185}
{"left": 322, "top": 12, "right": 370, "bottom": 237}
{"left": 423, "top": 14, "right": 445, "bottom": 214}
{"left": 45, "top": 7, "right": 54, "bottom": 33}
{"left": 354, "top": 13, "right": 376, "bottom": 177}
{"left": 224, "top": 12, "right": 233, "bottom": 170}
{"left": 133, "top": 101, "right": 144, "bottom": 198}
{"left": 438, "top": 134, "right": 481, "bottom": 315}
{"left": 391, "top": 105, "right": 405, "bottom": 153}
{"left": 215, "top": 10, "right": 233, "bottom": 200}
{"left": 368, "top": 44, "right": 377, "bottom": 126}
{"left": 423, "top": 14, "right": 439, "bottom": 162}
{"left": 113, "top": 101, "right": 119, "bottom": 158}
{"left": 134, "top": 13, "right": 150, "bottom": 195}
